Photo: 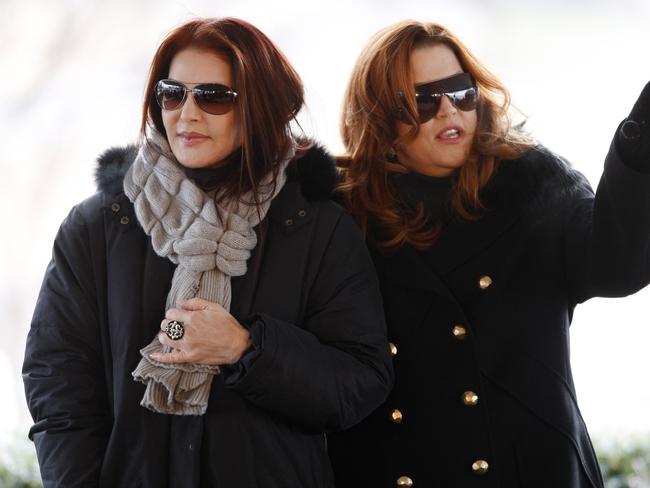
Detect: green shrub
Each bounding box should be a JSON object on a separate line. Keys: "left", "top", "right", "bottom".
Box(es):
{"left": 595, "top": 435, "right": 650, "bottom": 488}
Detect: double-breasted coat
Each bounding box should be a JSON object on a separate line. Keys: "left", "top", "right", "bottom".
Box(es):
{"left": 328, "top": 138, "right": 650, "bottom": 487}
{"left": 22, "top": 145, "right": 393, "bottom": 488}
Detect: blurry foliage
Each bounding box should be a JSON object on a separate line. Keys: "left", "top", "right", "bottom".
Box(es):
{"left": 0, "top": 432, "right": 648, "bottom": 487}
{"left": 0, "top": 434, "right": 41, "bottom": 488}
{"left": 596, "top": 435, "right": 650, "bottom": 488}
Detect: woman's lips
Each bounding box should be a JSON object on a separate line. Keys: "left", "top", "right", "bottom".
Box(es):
{"left": 178, "top": 132, "right": 209, "bottom": 146}
{"left": 436, "top": 126, "right": 465, "bottom": 145}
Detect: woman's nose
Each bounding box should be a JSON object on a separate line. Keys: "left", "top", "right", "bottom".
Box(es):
{"left": 436, "top": 95, "right": 458, "bottom": 119}
{"left": 180, "top": 92, "right": 202, "bottom": 121}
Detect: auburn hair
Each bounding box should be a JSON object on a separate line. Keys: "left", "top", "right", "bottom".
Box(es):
{"left": 140, "top": 17, "right": 306, "bottom": 209}
{"left": 338, "top": 20, "right": 535, "bottom": 251}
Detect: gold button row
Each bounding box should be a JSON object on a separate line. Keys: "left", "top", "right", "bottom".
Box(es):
{"left": 388, "top": 323, "right": 468, "bottom": 360}
{"left": 395, "top": 460, "right": 488, "bottom": 487}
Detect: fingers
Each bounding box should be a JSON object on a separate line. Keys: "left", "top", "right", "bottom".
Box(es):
{"left": 149, "top": 349, "right": 188, "bottom": 364}
{"left": 179, "top": 297, "right": 214, "bottom": 311}
{"left": 165, "top": 307, "right": 191, "bottom": 322}
{"left": 152, "top": 332, "right": 188, "bottom": 364}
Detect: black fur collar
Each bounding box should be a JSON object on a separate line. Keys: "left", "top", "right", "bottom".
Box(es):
{"left": 479, "top": 144, "right": 592, "bottom": 213}
{"left": 94, "top": 141, "right": 588, "bottom": 212}
{"left": 94, "top": 141, "right": 338, "bottom": 201}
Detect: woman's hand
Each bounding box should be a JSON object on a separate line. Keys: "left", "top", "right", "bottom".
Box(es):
{"left": 150, "top": 298, "right": 251, "bottom": 365}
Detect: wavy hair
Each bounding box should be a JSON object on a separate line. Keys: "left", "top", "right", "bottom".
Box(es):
{"left": 338, "top": 20, "right": 535, "bottom": 251}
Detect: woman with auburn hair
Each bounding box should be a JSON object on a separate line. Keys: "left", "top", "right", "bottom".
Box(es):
{"left": 22, "top": 17, "right": 392, "bottom": 488}
{"left": 327, "top": 19, "right": 650, "bottom": 488}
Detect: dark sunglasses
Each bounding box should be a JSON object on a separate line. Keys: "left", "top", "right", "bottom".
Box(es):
{"left": 399, "top": 72, "right": 478, "bottom": 124}
{"left": 154, "top": 79, "right": 238, "bottom": 115}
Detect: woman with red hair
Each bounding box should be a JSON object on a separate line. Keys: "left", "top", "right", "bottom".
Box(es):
{"left": 23, "top": 18, "right": 392, "bottom": 487}
{"left": 328, "top": 19, "right": 650, "bottom": 488}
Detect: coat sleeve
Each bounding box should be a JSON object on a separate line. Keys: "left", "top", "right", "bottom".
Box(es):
{"left": 564, "top": 131, "right": 650, "bottom": 306}
{"left": 228, "top": 211, "right": 394, "bottom": 432}
{"left": 22, "top": 203, "right": 110, "bottom": 488}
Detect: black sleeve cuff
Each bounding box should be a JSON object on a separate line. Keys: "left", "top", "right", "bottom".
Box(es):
{"left": 221, "top": 316, "right": 265, "bottom": 386}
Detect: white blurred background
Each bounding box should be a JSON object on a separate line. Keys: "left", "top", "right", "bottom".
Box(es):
{"left": 1, "top": 0, "right": 649, "bottom": 465}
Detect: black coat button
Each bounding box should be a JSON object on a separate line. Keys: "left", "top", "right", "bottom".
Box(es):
{"left": 621, "top": 120, "right": 641, "bottom": 141}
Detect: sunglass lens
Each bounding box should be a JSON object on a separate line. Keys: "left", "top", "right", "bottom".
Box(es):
{"left": 415, "top": 93, "right": 442, "bottom": 123}
{"left": 155, "top": 80, "right": 185, "bottom": 110}
{"left": 194, "top": 85, "right": 235, "bottom": 115}
{"left": 450, "top": 88, "right": 478, "bottom": 112}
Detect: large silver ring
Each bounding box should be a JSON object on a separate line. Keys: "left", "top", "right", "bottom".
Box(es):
{"left": 164, "top": 320, "right": 184, "bottom": 340}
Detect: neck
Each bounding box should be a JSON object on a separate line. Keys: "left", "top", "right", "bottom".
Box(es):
{"left": 184, "top": 146, "right": 243, "bottom": 191}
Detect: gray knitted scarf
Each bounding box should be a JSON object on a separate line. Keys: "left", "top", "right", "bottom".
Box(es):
{"left": 124, "top": 130, "right": 293, "bottom": 415}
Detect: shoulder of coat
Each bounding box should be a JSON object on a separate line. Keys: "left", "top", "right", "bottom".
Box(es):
{"left": 94, "top": 144, "right": 138, "bottom": 196}
{"left": 288, "top": 139, "right": 340, "bottom": 202}
{"left": 487, "top": 144, "right": 592, "bottom": 207}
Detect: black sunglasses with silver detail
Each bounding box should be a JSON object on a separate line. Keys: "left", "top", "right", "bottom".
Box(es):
{"left": 397, "top": 72, "right": 478, "bottom": 124}
{"left": 154, "top": 79, "right": 238, "bottom": 116}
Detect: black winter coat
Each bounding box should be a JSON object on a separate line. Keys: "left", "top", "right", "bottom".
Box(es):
{"left": 328, "top": 139, "right": 650, "bottom": 487}
{"left": 22, "top": 146, "right": 393, "bottom": 488}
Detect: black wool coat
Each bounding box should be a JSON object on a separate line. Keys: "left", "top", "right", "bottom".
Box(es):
{"left": 22, "top": 145, "right": 393, "bottom": 488}
{"left": 328, "top": 140, "right": 650, "bottom": 488}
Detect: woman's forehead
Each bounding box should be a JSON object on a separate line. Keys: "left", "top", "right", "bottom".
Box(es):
{"left": 168, "top": 48, "right": 233, "bottom": 85}
{"left": 410, "top": 44, "right": 463, "bottom": 85}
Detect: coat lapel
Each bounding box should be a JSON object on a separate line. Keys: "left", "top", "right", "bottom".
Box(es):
{"left": 423, "top": 151, "right": 549, "bottom": 277}
{"left": 424, "top": 199, "right": 524, "bottom": 276}
{"left": 380, "top": 153, "right": 540, "bottom": 295}
{"left": 378, "top": 245, "right": 455, "bottom": 301}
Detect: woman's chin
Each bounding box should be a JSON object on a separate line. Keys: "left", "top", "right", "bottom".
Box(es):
{"left": 172, "top": 147, "right": 224, "bottom": 169}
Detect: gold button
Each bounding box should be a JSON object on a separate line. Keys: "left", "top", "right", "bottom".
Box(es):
{"left": 389, "top": 342, "right": 398, "bottom": 356}
{"left": 111, "top": 203, "right": 120, "bottom": 212}
{"left": 285, "top": 219, "right": 294, "bottom": 226}
{"left": 478, "top": 275, "right": 493, "bottom": 289}
{"left": 396, "top": 476, "right": 413, "bottom": 487}
{"left": 120, "top": 216, "right": 130, "bottom": 225}
{"left": 390, "top": 409, "right": 403, "bottom": 424}
{"left": 452, "top": 325, "right": 466, "bottom": 340}
{"left": 298, "top": 209, "right": 307, "bottom": 217}
{"left": 472, "top": 459, "right": 489, "bottom": 474}
{"left": 462, "top": 390, "right": 479, "bottom": 406}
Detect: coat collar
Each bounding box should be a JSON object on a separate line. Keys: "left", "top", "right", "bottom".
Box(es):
{"left": 379, "top": 145, "right": 590, "bottom": 290}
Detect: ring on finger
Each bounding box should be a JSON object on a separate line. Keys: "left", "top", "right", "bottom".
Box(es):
{"left": 163, "top": 320, "right": 185, "bottom": 340}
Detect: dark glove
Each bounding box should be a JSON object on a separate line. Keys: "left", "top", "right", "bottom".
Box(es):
{"left": 616, "top": 81, "right": 650, "bottom": 171}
